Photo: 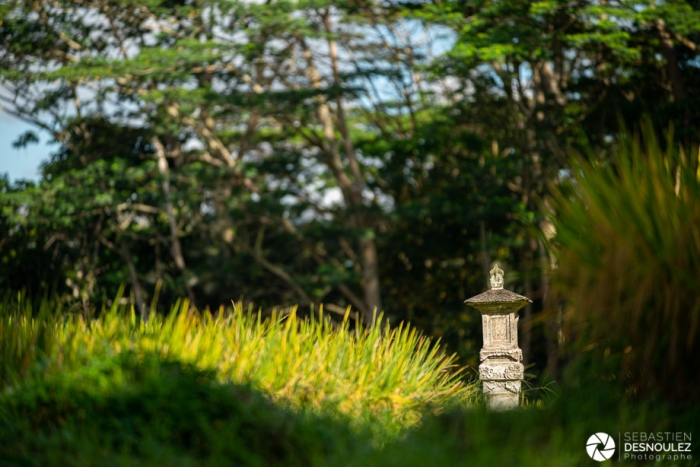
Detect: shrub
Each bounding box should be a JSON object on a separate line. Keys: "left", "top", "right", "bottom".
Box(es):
{"left": 548, "top": 126, "right": 700, "bottom": 401}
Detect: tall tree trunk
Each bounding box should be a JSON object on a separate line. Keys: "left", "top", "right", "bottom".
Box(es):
{"left": 541, "top": 239, "right": 559, "bottom": 378}
{"left": 152, "top": 136, "right": 196, "bottom": 304}
{"left": 478, "top": 220, "right": 491, "bottom": 289}
{"left": 520, "top": 122, "right": 535, "bottom": 367}
{"left": 522, "top": 249, "right": 533, "bottom": 366}
{"left": 302, "top": 26, "right": 382, "bottom": 323}
{"left": 323, "top": 11, "right": 365, "bottom": 201}
{"left": 539, "top": 199, "right": 560, "bottom": 378}
{"left": 323, "top": 11, "right": 382, "bottom": 320}
{"left": 359, "top": 237, "right": 381, "bottom": 323}
{"left": 655, "top": 19, "right": 687, "bottom": 102}
{"left": 120, "top": 239, "right": 148, "bottom": 320}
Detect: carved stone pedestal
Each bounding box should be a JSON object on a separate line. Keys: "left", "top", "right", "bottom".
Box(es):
{"left": 465, "top": 265, "right": 531, "bottom": 411}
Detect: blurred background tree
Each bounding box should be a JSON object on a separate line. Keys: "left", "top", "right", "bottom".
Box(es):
{"left": 0, "top": 0, "right": 698, "bottom": 394}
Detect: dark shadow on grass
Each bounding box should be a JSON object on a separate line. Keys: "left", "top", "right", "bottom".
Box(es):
{"left": 0, "top": 351, "right": 369, "bottom": 467}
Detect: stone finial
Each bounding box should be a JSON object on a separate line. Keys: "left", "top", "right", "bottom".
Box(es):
{"left": 490, "top": 264, "right": 504, "bottom": 290}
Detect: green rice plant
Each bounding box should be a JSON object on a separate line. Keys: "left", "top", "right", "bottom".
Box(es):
{"left": 0, "top": 295, "right": 476, "bottom": 435}
{"left": 547, "top": 125, "right": 700, "bottom": 400}
{"left": 0, "top": 291, "right": 64, "bottom": 387}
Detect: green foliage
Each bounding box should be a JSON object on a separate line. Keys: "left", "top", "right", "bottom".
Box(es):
{"left": 548, "top": 126, "right": 700, "bottom": 401}
{"left": 0, "top": 177, "right": 61, "bottom": 295}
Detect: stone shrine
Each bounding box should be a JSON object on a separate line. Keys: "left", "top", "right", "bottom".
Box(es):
{"left": 464, "top": 265, "right": 532, "bottom": 410}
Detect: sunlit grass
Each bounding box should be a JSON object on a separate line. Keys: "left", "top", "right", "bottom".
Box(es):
{"left": 0, "top": 292, "right": 476, "bottom": 433}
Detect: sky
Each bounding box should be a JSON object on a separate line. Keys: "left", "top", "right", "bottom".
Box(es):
{"left": 0, "top": 110, "right": 51, "bottom": 182}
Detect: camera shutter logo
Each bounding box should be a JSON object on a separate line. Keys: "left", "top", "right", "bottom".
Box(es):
{"left": 586, "top": 433, "right": 616, "bottom": 461}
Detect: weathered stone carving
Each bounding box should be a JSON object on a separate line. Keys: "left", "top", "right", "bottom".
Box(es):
{"left": 465, "top": 264, "right": 532, "bottom": 411}
{"left": 483, "top": 380, "right": 521, "bottom": 394}
{"left": 478, "top": 363, "right": 524, "bottom": 381}
{"left": 479, "top": 348, "right": 523, "bottom": 363}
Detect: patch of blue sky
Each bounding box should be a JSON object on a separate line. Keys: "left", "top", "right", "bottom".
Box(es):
{"left": 0, "top": 111, "right": 51, "bottom": 182}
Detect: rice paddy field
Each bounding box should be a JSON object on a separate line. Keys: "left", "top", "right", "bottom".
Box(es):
{"left": 1, "top": 293, "right": 697, "bottom": 467}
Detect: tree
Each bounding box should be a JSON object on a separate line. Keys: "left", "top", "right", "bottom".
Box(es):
{"left": 0, "top": 0, "right": 450, "bottom": 323}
